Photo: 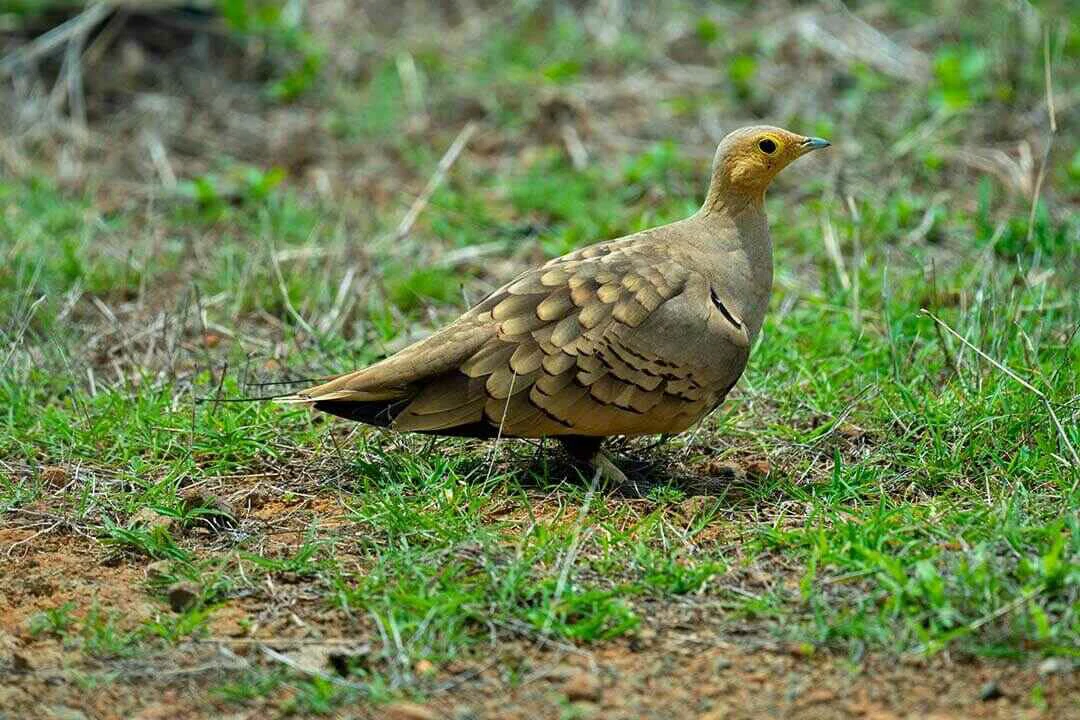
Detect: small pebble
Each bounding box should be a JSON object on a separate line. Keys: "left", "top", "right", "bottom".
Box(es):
{"left": 705, "top": 461, "right": 746, "bottom": 480}
{"left": 145, "top": 560, "right": 172, "bottom": 582}
{"left": 542, "top": 663, "right": 577, "bottom": 681}
{"left": 384, "top": 702, "right": 437, "bottom": 720}
{"left": 1038, "top": 657, "right": 1071, "bottom": 676}
{"left": 129, "top": 507, "right": 175, "bottom": 532}
{"left": 745, "top": 459, "right": 771, "bottom": 479}
{"left": 629, "top": 627, "right": 657, "bottom": 652}
{"left": 166, "top": 581, "right": 200, "bottom": 613}
{"left": 564, "top": 671, "right": 602, "bottom": 702}
{"left": 181, "top": 490, "right": 238, "bottom": 530}
{"left": 40, "top": 465, "right": 70, "bottom": 489}
{"left": 11, "top": 653, "right": 31, "bottom": 673}
{"left": 42, "top": 707, "right": 87, "bottom": 720}
{"left": 978, "top": 680, "right": 1003, "bottom": 701}
{"left": 327, "top": 649, "right": 369, "bottom": 677}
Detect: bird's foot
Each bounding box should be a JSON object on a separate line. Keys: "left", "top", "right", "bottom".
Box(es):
{"left": 588, "top": 448, "right": 629, "bottom": 486}
{"left": 587, "top": 450, "right": 666, "bottom": 497}
{"left": 559, "top": 436, "right": 653, "bottom": 495}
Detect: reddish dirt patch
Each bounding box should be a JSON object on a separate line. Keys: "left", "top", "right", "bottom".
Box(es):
{"left": 478, "top": 642, "right": 1079, "bottom": 720}
{"left": 1, "top": 501, "right": 1075, "bottom": 720}
{"left": 0, "top": 528, "right": 163, "bottom": 719}
{"left": 5, "top": 626, "right": 1076, "bottom": 720}
{"left": 0, "top": 529, "right": 154, "bottom": 633}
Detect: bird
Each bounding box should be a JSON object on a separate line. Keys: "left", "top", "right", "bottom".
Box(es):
{"left": 285, "top": 126, "right": 830, "bottom": 487}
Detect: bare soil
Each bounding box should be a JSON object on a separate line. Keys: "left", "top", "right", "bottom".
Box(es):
{"left": 3, "top": 504, "right": 1076, "bottom": 720}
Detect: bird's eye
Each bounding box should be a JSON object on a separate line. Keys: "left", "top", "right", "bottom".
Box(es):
{"left": 758, "top": 138, "right": 778, "bottom": 154}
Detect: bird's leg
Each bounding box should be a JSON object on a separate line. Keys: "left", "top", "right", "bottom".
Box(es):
{"left": 558, "top": 436, "right": 629, "bottom": 487}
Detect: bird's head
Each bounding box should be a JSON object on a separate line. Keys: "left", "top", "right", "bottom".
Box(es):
{"left": 705, "top": 125, "right": 830, "bottom": 211}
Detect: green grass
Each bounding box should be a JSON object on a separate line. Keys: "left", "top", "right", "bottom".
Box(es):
{"left": 2, "top": 0, "right": 1079, "bottom": 715}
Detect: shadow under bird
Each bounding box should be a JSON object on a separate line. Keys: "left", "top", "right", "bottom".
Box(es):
{"left": 284, "top": 126, "right": 830, "bottom": 486}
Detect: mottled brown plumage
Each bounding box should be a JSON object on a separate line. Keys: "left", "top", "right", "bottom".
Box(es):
{"left": 286, "top": 126, "right": 829, "bottom": 485}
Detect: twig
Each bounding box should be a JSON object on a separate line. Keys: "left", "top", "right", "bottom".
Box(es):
{"left": 396, "top": 51, "right": 426, "bottom": 116}
{"left": 0, "top": 3, "right": 111, "bottom": 78}
{"left": 795, "top": 10, "right": 929, "bottom": 81}
{"left": 1043, "top": 27, "right": 1057, "bottom": 133}
{"left": 485, "top": 369, "right": 518, "bottom": 484}
{"left": 260, "top": 645, "right": 368, "bottom": 691}
{"left": 922, "top": 311, "right": 1079, "bottom": 467}
{"left": 821, "top": 216, "right": 849, "bottom": 291}
{"left": 120, "top": 657, "right": 250, "bottom": 679}
{"left": 845, "top": 195, "right": 862, "bottom": 330}
{"left": 83, "top": 7, "right": 129, "bottom": 67}
{"left": 395, "top": 121, "right": 477, "bottom": 240}
{"left": 4, "top": 521, "right": 65, "bottom": 557}
{"left": 318, "top": 264, "right": 357, "bottom": 333}
{"left": 62, "top": 11, "right": 89, "bottom": 131}
{"left": 902, "top": 193, "right": 945, "bottom": 245}
{"left": 142, "top": 131, "right": 178, "bottom": 189}
{"left": 561, "top": 122, "right": 589, "bottom": 170}
{"left": 882, "top": 256, "right": 901, "bottom": 382}
{"left": 435, "top": 241, "right": 508, "bottom": 268}
{"left": 1026, "top": 25, "right": 1058, "bottom": 245}
{"left": 198, "top": 637, "right": 372, "bottom": 648}
{"left": 270, "top": 246, "right": 318, "bottom": 339}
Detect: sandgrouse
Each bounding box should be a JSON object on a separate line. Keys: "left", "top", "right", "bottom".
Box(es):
{"left": 288, "top": 126, "right": 830, "bottom": 485}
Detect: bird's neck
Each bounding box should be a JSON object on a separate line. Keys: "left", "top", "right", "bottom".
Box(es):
{"left": 701, "top": 177, "right": 766, "bottom": 216}
{"left": 694, "top": 192, "right": 770, "bottom": 254}
{"left": 692, "top": 194, "right": 774, "bottom": 341}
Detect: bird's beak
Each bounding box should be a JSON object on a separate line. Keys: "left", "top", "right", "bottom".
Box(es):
{"left": 799, "top": 136, "right": 831, "bottom": 152}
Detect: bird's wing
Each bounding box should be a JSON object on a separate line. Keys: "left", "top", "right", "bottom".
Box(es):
{"left": 297, "top": 237, "right": 750, "bottom": 437}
